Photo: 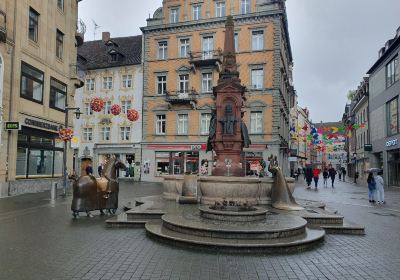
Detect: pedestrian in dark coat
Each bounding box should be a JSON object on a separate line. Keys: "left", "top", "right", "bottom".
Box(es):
{"left": 305, "top": 165, "right": 313, "bottom": 188}
{"left": 341, "top": 167, "right": 347, "bottom": 181}
{"left": 86, "top": 163, "right": 93, "bottom": 176}
{"left": 322, "top": 168, "right": 329, "bottom": 188}
{"left": 328, "top": 166, "right": 337, "bottom": 188}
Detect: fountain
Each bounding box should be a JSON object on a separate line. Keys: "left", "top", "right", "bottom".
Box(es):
{"left": 107, "top": 16, "right": 365, "bottom": 253}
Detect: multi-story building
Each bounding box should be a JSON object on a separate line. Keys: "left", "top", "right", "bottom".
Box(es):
{"left": 73, "top": 33, "right": 143, "bottom": 180}
{"left": 296, "top": 106, "right": 311, "bottom": 167}
{"left": 368, "top": 26, "right": 400, "bottom": 187}
{"left": 342, "top": 103, "right": 356, "bottom": 180}
{"left": 0, "top": 0, "right": 84, "bottom": 197}
{"left": 351, "top": 77, "right": 370, "bottom": 184}
{"left": 141, "top": 0, "right": 294, "bottom": 181}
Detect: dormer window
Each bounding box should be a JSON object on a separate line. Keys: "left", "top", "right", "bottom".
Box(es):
{"left": 111, "top": 53, "right": 118, "bottom": 62}
{"left": 108, "top": 49, "right": 123, "bottom": 63}
{"left": 105, "top": 40, "right": 119, "bottom": 48}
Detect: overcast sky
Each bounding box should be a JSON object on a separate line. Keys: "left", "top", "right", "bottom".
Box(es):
{"left": 79, "top": 0, "right": 400, "bottom": 123}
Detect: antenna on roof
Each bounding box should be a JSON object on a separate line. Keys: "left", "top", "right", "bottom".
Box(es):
{"left": 92, "top": 19, "right": 101, "bottom": 40}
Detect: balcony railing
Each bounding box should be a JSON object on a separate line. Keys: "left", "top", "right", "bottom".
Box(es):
{"left": 188, "top": 49, "right": 223, "bottom": 68}
{"left": 166, "top": 90, "right": 198, "bottom": 105}
{"left": 70, "top": 63, "right": 86, "bottom": 88}
{"left": 75, "top": 19, "right": 86, "bottom": 46}
{"left": 0, "top": 10, "right": 6, "bottom": 43}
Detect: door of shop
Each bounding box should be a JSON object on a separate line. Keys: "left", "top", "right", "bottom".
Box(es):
{"left": 388, "top": 150, "right": 400, "bottom": 187}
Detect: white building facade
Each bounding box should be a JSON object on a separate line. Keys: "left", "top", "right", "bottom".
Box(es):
{"left": 73, "top": 34, "right": 143, "bottom": 179}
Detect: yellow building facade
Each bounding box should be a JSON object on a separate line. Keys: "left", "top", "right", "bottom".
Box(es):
{"left": 141, "top": 0, "right": 293, "bottom": 181}
{"left": 0, "top": 0, "right": 84, "bottom": 196}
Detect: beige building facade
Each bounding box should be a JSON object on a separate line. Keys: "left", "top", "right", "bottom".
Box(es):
{"left": 141, "top": 0, "right": 294, "bottom": 181}
{"left": 0, "top": 0, "right": 84, "bottom": 197}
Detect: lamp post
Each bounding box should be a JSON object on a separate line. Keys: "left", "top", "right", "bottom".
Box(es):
{"left": 353, "top": 152, "right": 357, "bottom": 184}
{"left": 62, "top": 107, "right": 82, "bottom": 196}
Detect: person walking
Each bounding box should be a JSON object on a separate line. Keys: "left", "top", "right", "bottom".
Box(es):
{"left": 328, "top": 166, "right": 337, "bottom": 188}
{"left": 312, "top": 167, "right": 320, "bottom": 190}
{"left": 85, "top": 163, "right": 93, "bottom": 176}
{"left": 322, "top": 168, "right": 329, "bottom": 188}
{"left": 375, "top": 171, "right": 385, "bottom": 204}
{"left": 367, "top": 172, "right": 376, "bottom": 203}
{"left": 338, "top": 167, "right": 342, "bottom": 181}
{"left": 98, "top": 163, "right": 104, "bottom": 177}
{"left": 305, "top": 165, "right": 313, "bottom": 189}
{"left": 342, "top": 167, "right": 347, "bottom": 182}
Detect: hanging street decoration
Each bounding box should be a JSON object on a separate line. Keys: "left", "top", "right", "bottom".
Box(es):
{"left": 90, "top": 97, "right": 105, "bottom": 112}
{"left": 127, "top": 109, "right": 139, "bottom": 122}
{"left": 110, "top": 104, "right": 121, "bottom": 116}
{"left": 58, "top": 127, "right": 74, "bottom": 141}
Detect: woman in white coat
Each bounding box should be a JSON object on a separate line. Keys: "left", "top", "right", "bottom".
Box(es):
{"left": 374, "top": 171, "right": 385, "bottom": 204}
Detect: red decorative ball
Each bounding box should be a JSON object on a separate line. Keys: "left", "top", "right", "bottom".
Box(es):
{"left": 127, "top": 109, "right": 139, "bottom": 122}
{"left": 90, "top": 97, "right": 105, "bottom": 112}
{"left": 111, "top": 104, "right": 121, "bottom": 116}
{"left": 58, "top": 127, "right": 74, "bottom": 141}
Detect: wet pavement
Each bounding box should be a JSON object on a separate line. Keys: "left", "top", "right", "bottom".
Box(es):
{"left": 0, "top": 178, "right": 399, "bottom": 280}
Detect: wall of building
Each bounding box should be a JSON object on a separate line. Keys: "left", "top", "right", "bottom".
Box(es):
{"left": 0, "top": 0, "right": 80, "bottom": 196}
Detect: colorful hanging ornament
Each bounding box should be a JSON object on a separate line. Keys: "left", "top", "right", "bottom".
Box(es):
{"left": 127, "top": 109, "right": 139, "bottom": 122}
{"left": 90, "top": 97, "right": 105, "bottom": 112}
{"left": 58, "top": 127, "right": 74, "bottom": 141}
{"left": 111, "top": 104, "right": 121, "bottom": 116}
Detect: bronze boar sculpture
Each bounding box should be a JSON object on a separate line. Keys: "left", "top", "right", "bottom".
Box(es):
{"left": 70, "top": 156, "right": 127, "bottom": 218}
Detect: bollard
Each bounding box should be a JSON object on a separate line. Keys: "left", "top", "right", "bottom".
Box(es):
{"left": 51, "top": 182, "right": 57, "bottom": 203}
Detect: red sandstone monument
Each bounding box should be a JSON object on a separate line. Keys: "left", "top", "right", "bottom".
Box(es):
{"left": 207, "top": 16, "right": 251, "bottom": 177}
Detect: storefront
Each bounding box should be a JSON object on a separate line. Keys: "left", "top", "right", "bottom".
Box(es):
{"left": 387, "top": 148, "right": 400, "bottom": 187}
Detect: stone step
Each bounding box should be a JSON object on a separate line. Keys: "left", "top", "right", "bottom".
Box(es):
{"left": 303, "top": 215, "right": 344, "bottom": 225}
{"left": 162, "top": 213, "right": 308, "bottom": 240}
{"left": 126, "top": 209, "right": 165, "bottom": 221}
{"left": 320, "top": 220, "right": 365, "bottom": 235}
{"left": 105, "top": 213, "right": 148, "bottom": 228}
{"left": 145, "top": 221, "right": 325, "bottom": 254}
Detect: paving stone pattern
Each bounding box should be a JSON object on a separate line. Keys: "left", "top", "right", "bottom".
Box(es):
{"left": 0, "top": 179, "right": 399, "bottom": 280}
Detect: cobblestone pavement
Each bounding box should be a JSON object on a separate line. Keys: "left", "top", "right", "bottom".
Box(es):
{"left": 0, "top": 178, "right": 399, "bottom": 280}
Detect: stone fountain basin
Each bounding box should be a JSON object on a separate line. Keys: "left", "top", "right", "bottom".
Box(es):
{"left": 198, "top": 176, "right": 260, "bottom": 205}
{"left": 199, "top": 205, "right": 268, "bottom": 222}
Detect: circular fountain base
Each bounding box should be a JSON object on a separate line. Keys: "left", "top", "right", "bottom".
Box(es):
{"left": 199, "top": 205, "right": 268, "bottom": 222}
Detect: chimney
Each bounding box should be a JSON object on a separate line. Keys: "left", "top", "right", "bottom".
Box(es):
{"left": 102, "top": 32, "right": 110, "bottom": 42}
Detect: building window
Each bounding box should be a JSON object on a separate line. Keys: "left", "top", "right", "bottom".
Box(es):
{"left": 156, "top": 114, "right": 166, "bottom": 135}
{"left": 157, "top": 75, "right": 167, "bottom": 95}
{"left": 122, "top": 74, "right": 133, "bottom": 88}
{"left": 170, "top": 8, "right": 179, "bottom": 23}
{"left": 102, "top": 77, "right": 113, "bottom": 90}
{"left": 83, "top": 128, "right": 93, "bottom": 141}
{"left": 120, "top": 127, "right": 131, "bottom": 141}
{"left": 202, "top": 36, "right": 214, "bottom": 59}
{"left": 234, "top": 32, "right": 239, "bottom": 52}
{"left": 192, "top": 5, "right": 201, "bottom": 20}
{"left": 201, "top": 113, "right": 211, "bottom": 135}
{"left": 251, "top": 68, "right": 264, "bottom": 89}
{"left": 20, "top": 62, "right": 44, "bottom": 103}
{"left": 121, "top": 100, "right": 132, "bottom": 114}
{"left": 49, "top": 78, "right": 67, "bottom": 111}
{"left": 386, "top": 56, "right": 399, "bottom": 88}
{"left": 240, "top": 0, "right": 250, "bottom": 14}
{"left": 250, "top": 112, "right": 262, "bottom": 133}
{"left": 104, "top": 101, "right": 112, "bottom": 114}
{"left": 29, "top": 8, "right": 39, "bottom": 42}
{"left": 387, "top": 97, "right": 399, "bottom": 136}
{"left": 216, "top": 2, "right": 226, "bottom": 17}
{"left": 85, "top": 78, "right": 95, "bottom": 91}
{"left": 155, "top": 151, "right": 199, "bottom": 176}
{"left": 202, "top": 73, "right": 213, "bottom": 93}
{"left": 57, "top": 0, "right": 64, "bottom": 11}
{"left": 158, "top": 41, "right": 168, "bottom": 60}
{"left": 252, "top": 30, "right": 264, "bottom": 51}
{"left": 16, "top": 129, "right": 63, "bottom": 178}
{"left": 178, "top": 114, "right": 188, "bottom": 135}
{"left": 101, "top": 127, "right": 111, "bottom": 141}
{"left": 179, "top": 74, "right": 189, "bottom": 93}
{"left": 180, "top": 38, "right": 190, "bottom": 58}
{"left": 110, "top": 53, "right": 118, "bottom": 62}
{"left": 84, "top": 102, "right": 93, "bottom": 115}
{"left": 56, "top": 29, "right": 64, "bottom": 59}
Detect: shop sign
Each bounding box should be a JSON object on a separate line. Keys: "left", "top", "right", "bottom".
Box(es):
{"left": 364, "top": 144, "right": 372, "bottom": 151}
{"left": 191, "top": 144, "right": 202, "bottom": 151}
{"left": 386, "top": 139, "right": 398, "bottom": 147}
{"left": 4, "top": 122, "right": 21, "bottom": 130}
{"left": 24, "top": 118, "right": 59, "bottom": 132}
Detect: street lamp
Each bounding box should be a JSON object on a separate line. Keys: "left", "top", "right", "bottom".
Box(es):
{"left": 353, "top": 152, "right": 357, "bottom": 184}
{"left": 62, "top": 107, "right": 82, "bottom": 196}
